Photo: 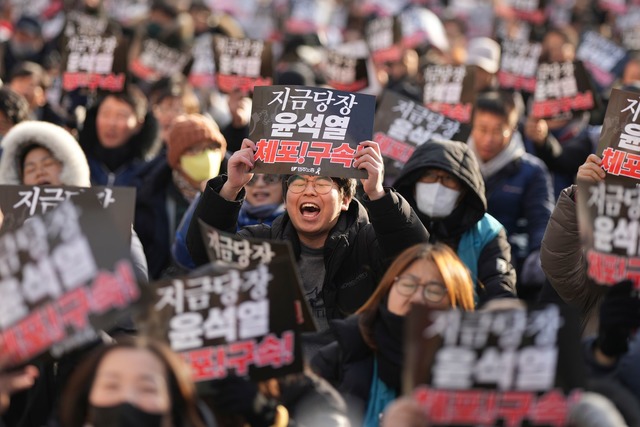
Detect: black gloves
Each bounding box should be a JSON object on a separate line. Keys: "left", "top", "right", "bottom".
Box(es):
{"left": 596, "top": 280, "right": 640, "bottom": 358}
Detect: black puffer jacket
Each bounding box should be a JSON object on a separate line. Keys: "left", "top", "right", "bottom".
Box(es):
{"left": 393, "top": 139, "right": 517, "bottom": 304}
{"left": 187, "top": 175, "right": 429, "bottom": 319}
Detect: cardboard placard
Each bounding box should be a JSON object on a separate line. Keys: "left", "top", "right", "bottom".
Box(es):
{"left": 0, "top": 185, "right": 135, "bottom": 243}
{"left": 423, "top": 65, "right": 475, "bottom": 124}
{"left": 0, "top": 197, "right": 139, "bottom": 368}
{"left": 151, "top": 257, "right": 303, "bottom": 382}
{"left": 373, "top": 90, "right": 468, "bottom": 179}
{"left": 577, "top": 179, "right": 640, "bottom": 287}
{"left": 189, "top": 33, "right": 217, "bottom": 90}
{"left": 531, "top": 61, "right": 595, "bottom": 120}
{"left": 405, "top": 305, "right": 584, "bottom": 426}
{"left": 130, "top": 38, "right": 192, "bottom": 83}
{"left": 197, "top": 220, "right": 317, "bottom": 333}
{"left": 498, "top": 39, "right": 541, "bottom": 93}
{"left": 213, "top": 35, "right": 273, "bottom": 95}
{"left": 249, "top": 85, "right": 375, "bottom": 178}
{"left": 323, "top": 50, "right": 369, "bottom": 93}
{"left": 576, "top": 31, "right": 628, "bottom": 90}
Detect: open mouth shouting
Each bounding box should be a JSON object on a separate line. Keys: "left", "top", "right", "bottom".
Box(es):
{"left": 300, "top": 202, "right": 321, "bottom": 219}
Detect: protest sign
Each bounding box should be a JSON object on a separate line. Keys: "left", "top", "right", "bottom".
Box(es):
{"left": 498, "top": 39, "right": 541, "bottom": 93}
{"left": 503, "top": 0, "right": 547, "bottom": 25}
{"left": 365, "top": 15, "right": 403, "bottom": 66}
{"left": 213, "top": 36, "right": 273, "bottom": 95}
{"left": 373, "top": 90, "right": 468, "bottom": 180}
{"left": 596, "top": 88, "right": 640, "bottom": 184}
{"left": 103, "top": 0, "right": 149, "bottom": 27}
{"left": 448, "top": 0, "right": 495, "bottom": 38}
{"left": 616, "top": 7, "right": 640, "bottom": 52}
{"left": 576, "top": 31, "right": 628, "bottom": 90}
{"left": 405, "top": 305, "right": 584, "bottom": 426}
{"left": 130, "top": 38, "right": 192, "bottom": 83}
{"left": 531, "top": 61, "right": 595, "bottom": 120}
{"left": 0, "top": 197, "right": 139, "bottom": 368}
{"left": 197, "top": 220, "right": 316, "bottom": 333}
{"left": 423, "top": 65, "right": 475, "bottom": 124}
{"left": 0, "top": 185, "right": 135, "bottom": 242}
{"left": 189, "top": 33, "right": 217, "bottom": 90}
{"left": 577, "top": 179, "right": 640, "bottom": 288}
{"left": 61, "top": 31, "right": 128, "bottom": 93}
{"left": 152, "top": 256, "right": 303, "bottom": 382}
{"left": 323, "top": 49, "right": 369, "bottom": 93}
{"left": 249, "top": 85, "right": 375, "bottom": 178}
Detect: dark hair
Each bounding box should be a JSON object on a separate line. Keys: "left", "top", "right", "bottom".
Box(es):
{"left": 8, "top": 61, "right": 50, "bottom": 89}
{"left": 18, "top": 143, "right": 51, "bottom": 178}
{"left": 282, "top": 175, "right": 357, "bottom": 201}
{"left": 58, "top": 336, "right": 205, "bottom": 427}
{"left": 149, "top": 76, "right": 200, "bottom": 114}
{"left": 473, "top": 90, "right": 518, "bottom": 129}
{"left": 100, "top": 85, "right": 148, "bottom": 122}
{"left": 356, "top": 243, "right": 475, "bottom": 350}
{"left": 0, "top": 87, "right": 30, "bottom": 125}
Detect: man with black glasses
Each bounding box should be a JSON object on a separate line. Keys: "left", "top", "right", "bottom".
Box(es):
{"left": 187, "top": 138, "right": 429, "bottom": 352}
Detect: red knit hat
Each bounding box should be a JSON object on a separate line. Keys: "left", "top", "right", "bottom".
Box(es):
{"left": 167, "top": 114, "right": 227, "bottom": 169}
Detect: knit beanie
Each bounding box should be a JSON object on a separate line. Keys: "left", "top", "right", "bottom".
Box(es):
{"left": 166, "top": 114, "right": 227, "bottom": 169}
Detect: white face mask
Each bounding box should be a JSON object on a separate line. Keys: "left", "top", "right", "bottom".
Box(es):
{"left": 415, "top": 182, "right": 461, "bottom": 218}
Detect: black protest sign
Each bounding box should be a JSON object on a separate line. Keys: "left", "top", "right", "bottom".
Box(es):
{"left": 189, "top": 34, "right": 216, "bottom": 90}
{"left": 531, "top": 61, "right": 595, "bottom": 120}
{"left": 0, "top": 197, "right": 139, "bottom": 368}
{"left": 152, "top": 258, "right": 303, "bottom": 382}
{"left": 498, "top": 39, "right": 541, "bottom": 93}
{"left": 423, "top": 65, "right": 475, "bottom": 124}
{"left": 285, "top": 0, "right": 322, "bottom": 34}
{"left": 64, "top": 10, "right": 111, "bottom": 37}
{"left": 323, "top": 49, "right": 369, "bottom": 93}
{"left": 577, "top": 179, "right": 640, "bottom": 287}
{"left": 504, "top": 0, "right": 547, "bottom": 24}
{"left": 130, "top": 38, "right": 192, "bottom": 83}
{"left": 213, "top": 36, "right": 273, "bottom": 95}
{"left": 405, "top": 305, "right": 584, "bottom": 427}
{"left": 249, "top": 85, "right": 375, "bottom": 178}
{"left": 103, "top": 0, "right": 150, "bottom": 26}
{"left": 61, "top": 32, "right": 128, "bottom": 94}
{"left": 596, "top": 88, "right": 640, "bottom": 185}
{"left": 373, "top": 90, "right": 468, "bottom": 180}
{"left": 197, "top": 220, "right": 317, "bottom": 333}
{"left": 576, "top": 31, "right": 628, "bottom": 90}
{"left": 616, "top": 8, "right": 640, "bottom": 52}
{"left": 0, "top": 185, "right": 135, "bottom": 242}
{"left": 365, "top": 15, "right": 403, "bottom": 66}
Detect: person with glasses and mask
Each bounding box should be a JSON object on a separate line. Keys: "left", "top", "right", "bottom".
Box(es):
{"left": 311, "top": 243, "right": 475, "bottom": 425}
{"left": 394, "top": 138, "right": 517, "bottom": 306}
{"left": 468, "top": 91, "right": 554, "bottom": 302}
{"left": 186, "top": 138, "right": 429, "bottom": 357}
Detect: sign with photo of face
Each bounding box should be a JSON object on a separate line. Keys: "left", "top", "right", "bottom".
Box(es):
{"left": 0, "top": 197, "right": 139, "bottom": 368}
{"left": 531, "top": 61, "right": 595, "bottom": 120}
{"left": 213, "top": 35, "right": 273, "bottom": 95}
{"left": 404, "top": 304, "right": 584, "bottom": 426}
{"left": 249, "top": 85, "right": 375, "bottom": 178}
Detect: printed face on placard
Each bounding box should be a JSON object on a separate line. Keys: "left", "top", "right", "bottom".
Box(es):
{"left": 285, "top": 175, "right": 349, "bottom": 248}
{"left": 471, "top": 111, "right": 512, "bottom": 162}
{"left": 387, "top": 258, "right": 450, "bottom": 316}
{"left": 89, "top": 348, "right": 171, "bottom": 417}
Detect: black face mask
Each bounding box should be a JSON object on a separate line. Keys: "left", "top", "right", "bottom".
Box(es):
{"left": 88, "top": 402, "right": 164, "bottom": 427}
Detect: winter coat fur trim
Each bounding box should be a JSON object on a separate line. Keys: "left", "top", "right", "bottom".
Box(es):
{"left": 0, "top": 121, "right": 91, "bottom": 186}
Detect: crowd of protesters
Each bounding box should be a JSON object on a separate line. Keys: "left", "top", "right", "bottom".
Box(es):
{"left": 0, "top": 0, "right": 639, "bottom": 426}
